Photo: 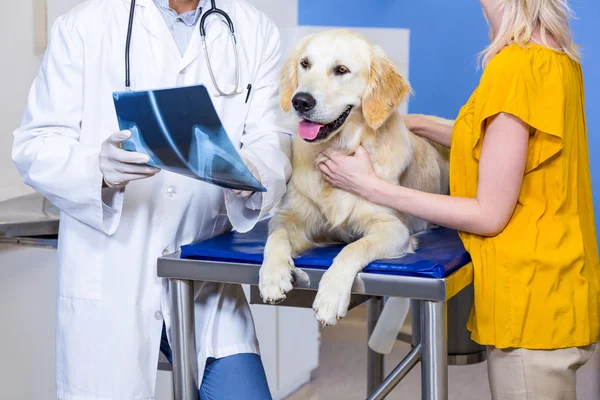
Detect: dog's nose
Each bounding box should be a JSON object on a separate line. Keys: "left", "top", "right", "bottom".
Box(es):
{"left": 292, "top": 92, "right": 316, "bottom": 113}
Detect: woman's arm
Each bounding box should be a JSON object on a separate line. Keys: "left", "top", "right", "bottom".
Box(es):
{"left": 319, "top": 113, "right": 529, "bottom": 236}
{"left": 403, "top": 114, "right": 454, "bottom": 148}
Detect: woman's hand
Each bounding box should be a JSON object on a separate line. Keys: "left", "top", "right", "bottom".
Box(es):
{"left": 402, "top": 114, "right": 426, "bottom": 133}
{"left": 402, "top": 114, "right": 453, "bottom": 148}
{"left": 318, "top": 146, "right": 381, "bottom": 198}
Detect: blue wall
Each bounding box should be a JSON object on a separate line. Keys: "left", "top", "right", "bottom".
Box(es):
{"left": 572, "top": 1, "right": 600, "bottom": 237}
{"left": 299, "top": 0, "right": 599, "bottom": 236}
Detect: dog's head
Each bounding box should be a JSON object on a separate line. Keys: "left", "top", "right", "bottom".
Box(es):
{"left": 280, "top": 29, "right": 411, "bottom": 144}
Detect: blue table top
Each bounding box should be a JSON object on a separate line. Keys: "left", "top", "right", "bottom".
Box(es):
{"left": 180, "top": 220, "right": 471, "bottom": 279}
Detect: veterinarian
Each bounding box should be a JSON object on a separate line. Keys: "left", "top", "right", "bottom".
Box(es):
{"left": 12, "top": 0, "right": 291, "bottom": 399}
{"left": 318, "top": 0, "right": 598, "bottom": 399}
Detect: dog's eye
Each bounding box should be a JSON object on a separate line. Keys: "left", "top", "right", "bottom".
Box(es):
{"left": 334, "top": 65, "right": 350, "bottom": 75}
{"left": 300, "top": 59, "right": 311, "bottom": 69}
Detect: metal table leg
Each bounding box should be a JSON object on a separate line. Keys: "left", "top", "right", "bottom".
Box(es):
{"left": 410, "top": 299, "right": 422, "bottom": 348}
{"left": 367, "top": 343, "right": 422, "bottom": 400}
{"left": 169, "top": 279, "right": 198, "bottom": 400}
{"left": 367, "top": 297, "right": 385, "bottom": 394}
{"left": 420, "top": 301, "right": 448, "bottom": 400}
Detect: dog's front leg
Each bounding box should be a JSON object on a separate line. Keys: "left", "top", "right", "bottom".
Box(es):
{"left": 259, "top": 218, "right": 314, "bottom": 304}
{"left": 313, "top": 220, "right": 412, "bottom": 326}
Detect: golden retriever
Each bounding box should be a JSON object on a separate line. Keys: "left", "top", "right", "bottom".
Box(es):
{"left": 258, "top": 29, "right": 451, "bottom": 326}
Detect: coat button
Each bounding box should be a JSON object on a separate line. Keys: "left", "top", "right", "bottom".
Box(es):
{"left": 166, "top": 186, "right": 176, "bottom": 197}
{"left": 155, "top": 310, "right": 163, "bottom": 320}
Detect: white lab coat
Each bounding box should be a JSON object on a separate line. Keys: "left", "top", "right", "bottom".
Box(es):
{"left": 12, "top": 0, "right": 292, "bottom": 399}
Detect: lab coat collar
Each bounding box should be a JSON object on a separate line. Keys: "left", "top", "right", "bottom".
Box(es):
{"left": 120, "top": 0, "right": 229, "bottom": 71}
{"left": 179, "top": 0, "right": 235, "bottom": 72}
{"left": 119, "top": 0, "right": 215, "bottom": 41}
{"left": 121, "top": 0, "right": 211, "bottom": 8}
{"left": 120, "top": 0, "right": 152, "bottom": 7}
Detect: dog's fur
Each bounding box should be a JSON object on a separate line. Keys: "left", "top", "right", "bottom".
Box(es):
{"left": 258, "top": 29, "right": 451, "bottom": 325}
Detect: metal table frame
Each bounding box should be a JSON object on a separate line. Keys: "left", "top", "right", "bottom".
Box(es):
{"left": 158, "top": 253, "right": 473, "bottom": 400}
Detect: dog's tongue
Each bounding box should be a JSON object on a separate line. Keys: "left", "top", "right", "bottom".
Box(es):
{"left": 298, "top": 120, "right": 324, "bottom": 140}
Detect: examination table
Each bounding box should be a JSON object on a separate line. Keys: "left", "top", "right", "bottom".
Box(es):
{"left": 158, "top": 220, "right": 486, "bottom": 400}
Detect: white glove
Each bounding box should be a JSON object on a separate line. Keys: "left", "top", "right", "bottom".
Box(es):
{"left": 228, "top": 157, "right": 263, "bottom": 210}
{"left": 99, "top": 130, "right": 160, "bottom": 189}
{"left": 231, "top": 157, "right": 260, "bottom": 198}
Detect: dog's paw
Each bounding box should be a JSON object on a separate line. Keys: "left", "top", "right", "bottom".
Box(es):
{"left": 259, "top": 257, "right": 295, "bottom": 304}
{"left": 312, "top": 271, "right": 353, "bottom": 326}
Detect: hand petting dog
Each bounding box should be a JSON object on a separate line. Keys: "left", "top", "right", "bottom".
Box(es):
{"left": 318, "top": 146, "right": 379, "bottom": 199}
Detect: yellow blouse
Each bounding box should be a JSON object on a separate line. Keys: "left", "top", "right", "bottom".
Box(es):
{"left": 450, "top": 43, "right": 600, "bottom": 349}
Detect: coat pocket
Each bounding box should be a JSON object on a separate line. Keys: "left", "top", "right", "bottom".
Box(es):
{"left": 57, "top": 221, "right": 106, "bottom": 301}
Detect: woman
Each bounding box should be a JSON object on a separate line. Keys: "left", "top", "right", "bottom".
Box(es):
{"left": 318, "top": 0, "right": 599, "bottom": 399}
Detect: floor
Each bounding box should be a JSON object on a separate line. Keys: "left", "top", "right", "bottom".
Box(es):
{"left": 285, "top": 305, "right": 600, "bottom": 400}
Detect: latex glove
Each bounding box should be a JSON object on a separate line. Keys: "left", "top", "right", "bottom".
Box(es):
{"left": 230, "top": 157, "right": 261, "bottom": 199}
{"left": 99, "top": 130, "right": 160, "bottom": 189}
{"left": 227, "top": 157, "right": 262, "bottom": 211}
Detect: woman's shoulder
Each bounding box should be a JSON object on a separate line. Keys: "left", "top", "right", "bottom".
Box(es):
{"left": 478, "top": 43, "right": 578, "bottom": 95}
{"left": 487, "top": 43, "right": 533, "bottom": 66}
{"left": 482, "top": 43, "right": 576, "bottom": 81}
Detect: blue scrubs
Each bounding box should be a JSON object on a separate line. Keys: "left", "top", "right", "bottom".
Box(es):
{"left": 160, "top": 325, "right": 272, "bottom": 399}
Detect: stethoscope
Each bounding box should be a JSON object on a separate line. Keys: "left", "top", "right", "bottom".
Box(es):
{"left": 125, "top": 0, "right": 242, "bottom": 97}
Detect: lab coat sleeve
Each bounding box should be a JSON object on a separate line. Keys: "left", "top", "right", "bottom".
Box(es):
{"left": 224, "top": 20, "right": 293, "bottom": 233}
{"left": 12, "top": 16, "right": 124, "bottom": 235}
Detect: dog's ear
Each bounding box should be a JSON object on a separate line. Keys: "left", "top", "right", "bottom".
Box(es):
{"left": 279, "top": 52, "right": 298, "bottom": 113}
{"left": 280, "top": 34, "right": 315, "bottom": 112}
{"left": 362, "top": 46, "right": 411, "bottom": 130}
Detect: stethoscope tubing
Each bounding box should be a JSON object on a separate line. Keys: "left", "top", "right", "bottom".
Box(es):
{"left": 125, "top": 0, "right": 241, "bottom": 97}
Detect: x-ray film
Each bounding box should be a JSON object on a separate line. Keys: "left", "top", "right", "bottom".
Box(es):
{"left": 112, "top": 84, "right": 266, "bottom": 192}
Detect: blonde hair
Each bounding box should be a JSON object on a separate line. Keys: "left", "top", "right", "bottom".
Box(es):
{"left": 479, "top": 0, "right": 580, "bottom": 67}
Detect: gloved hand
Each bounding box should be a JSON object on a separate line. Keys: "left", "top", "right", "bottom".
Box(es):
{"left": 227, "top": 157, "right": 263, "bottom": 211}
{"left": 99, "top": 130, "right": 160, "bottom": 189}
{"left": 231, "top": 157, "right": 261, "bottom": 199}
